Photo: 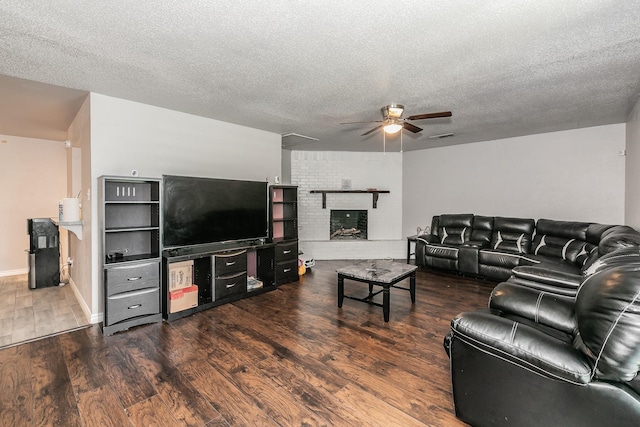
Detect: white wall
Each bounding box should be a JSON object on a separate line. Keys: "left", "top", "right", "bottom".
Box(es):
{"left": 291, "top": 151, "right": 404, "bottom": 259}
{"left": 0, "top": 135, "right": 67, "bottom": 275}
{"left": 625, "top": 97, "right": 640, "bottom": 229}
{"left": 281, "top": 148, "right": 292, "bottom": 184}
{"left": 403, "top": 124, "right": 626, "bottom": 238}
{"left": 67, "top": 96, "right": 92, "bottom": 319}
{"left": 87, "top": 93, "right": 282, "bottom": 320}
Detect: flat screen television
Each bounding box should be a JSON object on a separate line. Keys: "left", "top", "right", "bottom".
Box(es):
{"left": 163, "top": 175, "right": 268, "bottom": 248}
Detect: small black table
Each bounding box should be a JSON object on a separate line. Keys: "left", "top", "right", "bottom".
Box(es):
{"left": 337, "top": 261, "right": 418, "bottom": 322}
{"left": 406, "top": 234, "right": 419, "bottom": 263}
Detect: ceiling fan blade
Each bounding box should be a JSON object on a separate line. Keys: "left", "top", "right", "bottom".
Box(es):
{"left": 403, "top": 122, "right": 422, "bottom": 133}
{"left": 406, "top": 111, "right": 452, "bottom": 121}
{"left": 340, "top": 120, "right": 383, "bottom": 125}
{"left": 361, "top": 124, "right": 383, "bottom": 136}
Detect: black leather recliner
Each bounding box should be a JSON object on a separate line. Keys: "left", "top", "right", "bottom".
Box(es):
{"left": 444, "top": 264, "right": 640, "bottom": 426}
{"left": 418, "top": 214, "right": 474, "bottom": 271}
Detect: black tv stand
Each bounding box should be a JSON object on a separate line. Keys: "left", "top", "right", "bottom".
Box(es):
{"left": 162, "top": 240, "right": 278, "bottom": 322}
{"left": 163, "top": 239, "right": 269, "bottom": 258}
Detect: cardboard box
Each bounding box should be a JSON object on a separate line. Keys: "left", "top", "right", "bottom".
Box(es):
{"left": 169, "top": 285, "right": 198, "bottom": 313}
{"left": 168, "top": 260, "right": 193, "bottom": 291}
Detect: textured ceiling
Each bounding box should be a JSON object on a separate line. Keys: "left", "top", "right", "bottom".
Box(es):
{"left": 0, "top": 1, "right": 639, "bottom": 151}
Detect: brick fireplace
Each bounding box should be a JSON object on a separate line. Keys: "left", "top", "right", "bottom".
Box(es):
{"left": 290, "top": 150, "right": 405, "bottom": 260}
{"left": 330, "top": 210, "right": 368, "bottom": 240}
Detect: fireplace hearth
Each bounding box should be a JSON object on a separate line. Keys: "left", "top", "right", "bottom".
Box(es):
{"left": 330, "top": 210, "right": 368, "bottom": 240}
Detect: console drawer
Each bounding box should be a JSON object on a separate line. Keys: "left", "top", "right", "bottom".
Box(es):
{"left": 213, "top": 250, "right": 247, "bottom": 276}
{"left": 105, "top": 261, "right": 160, "bottom": 296}
{"left": 215, "top": 271, "right": 247, "bottom": 299}
{"left": 275, "top": 241, "right": 297, "bottom": 261}
{"left": 106, "top": 287, "right": 160, "bottom": 325}
{"left": 275, "top": 259, "right": 298, "bottom": 284}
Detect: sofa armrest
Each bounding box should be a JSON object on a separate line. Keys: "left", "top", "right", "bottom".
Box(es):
{"left": 490, "top": 282, "right": 577, "bottom": 334}
{"left": 416, "top": 234, "right": 439, "bottom": 244}
{"left": 511, "top": 265, "right": 582, "bottom": 289}
{"left": 462, "top": 240, "right": 490, "bottom": 248}
{"left": 451, "top": 310, "right": 591, "bottom": 384}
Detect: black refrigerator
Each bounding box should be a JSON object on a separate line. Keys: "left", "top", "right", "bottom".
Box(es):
{"left": 27, "top": 218, "right": 60, "bottom": 289}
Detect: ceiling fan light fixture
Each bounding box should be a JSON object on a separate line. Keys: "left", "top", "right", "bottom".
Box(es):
{"left": 383, "top": 122, "right": 403, "bottom": 134}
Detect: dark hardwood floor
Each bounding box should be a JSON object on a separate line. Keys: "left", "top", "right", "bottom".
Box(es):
{"left": 0, "top": 260, "right": 497, "bottom": 426}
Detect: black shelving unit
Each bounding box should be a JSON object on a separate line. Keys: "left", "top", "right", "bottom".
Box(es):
{"left": 270, "top": 185, "right": 299, "bottom": 285}
{"left": 100, "top": 176, "right": 162, "bottom": 335}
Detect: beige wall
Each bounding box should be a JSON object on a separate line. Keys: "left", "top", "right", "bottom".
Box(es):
{"left": 0, "top": 135, "right": 67, "bottom": 275}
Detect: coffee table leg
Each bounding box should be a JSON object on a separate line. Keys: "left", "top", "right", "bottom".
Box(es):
{"left": 410, "top": 271, "right": 416, "bottom": 303}
{"left": 368, "top": 282, "right": 374, "bottom": 297}
{"left": 338, "top": 274, "right": 344, "bottom": 308}
{"left": 383, "top": 285, "right": 390, "bottom": 322}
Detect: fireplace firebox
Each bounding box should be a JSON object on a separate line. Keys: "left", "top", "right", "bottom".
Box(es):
{"left": 330, "top": 210, "right": 368, "bottom": 240}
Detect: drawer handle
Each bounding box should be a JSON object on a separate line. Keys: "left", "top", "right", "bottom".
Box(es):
{"left": 225, "top": 261, "right": 236, "bottom": 266}
{"left": 109, "top": 287, "right": 158, "bottom": 299}
{"left": 128, "top": 304, "right": 142, "bottom": 309}
{"left": 283, "top": 250, "right": 291, "bottom": 254}
{"left": 127, "top": 276, "right": 142, "bottom": 281}
{"left": 283, "top": 268, "right": 291, "bottom": 273}
{"left": 226, "top": 283, "right": 236, "bottom": 288}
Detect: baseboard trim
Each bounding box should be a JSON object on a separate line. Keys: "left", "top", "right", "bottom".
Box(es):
{"left": 68, "top": 277, "right": 102, "bottom": 325}
{"left": 0, "top": 268, "right": 28, "bottom": 278}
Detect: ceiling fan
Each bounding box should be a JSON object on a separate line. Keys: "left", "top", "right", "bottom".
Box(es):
{"left": 341, "top": 104, "right": 452, "bottom": 136}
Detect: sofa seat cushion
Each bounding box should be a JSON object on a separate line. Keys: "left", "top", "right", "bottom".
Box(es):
{"left": 478, "top": 249, "right": 523, "bottom": 269}
{"left": 451, "top": 309, "right": 593, "bottom": 384}
{"left": 423, "top": 243, "right": 459, "bottom": 260}
{"left": 490, "top": 282, "right": 577, "bottom": 334}
{"left": 510, "top": 266, "right": 582, "bottom": 296}
{"left": 517, "top": 254, "right": 582, "bottom": 274}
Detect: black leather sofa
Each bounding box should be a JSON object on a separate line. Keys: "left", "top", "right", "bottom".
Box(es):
{"left": 444, "top": 261, "right": 640, "bottom": 426}
{"left": 416, "top": 214, "right": 640, "bottom": 295}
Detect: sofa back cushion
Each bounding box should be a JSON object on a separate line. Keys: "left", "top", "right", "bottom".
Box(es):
{"left": 532, "top": 219, "right": 593, "bottom": 265}
{"left": 490, "top": 217, "right": 535, "bottom": 254}
{"left": 598, "top": 225, "right": 640, "bottom": 256}
{"left": 437, "top": 214, "right": 473, "bottom": 245}
{"left": 576, "top": 264, "right": 640, "bottom": 382}
{"left": 470, "top": 215, "right": 494, "bottom": 245}
{"left": 586, "top": 223, "right": 615, "bottom": 246}
{"left": 583, "top": 247, "right": 640, "bottom": 277}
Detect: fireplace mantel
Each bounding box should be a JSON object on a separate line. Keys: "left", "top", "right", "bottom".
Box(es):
{"left": 310, "top": 189, "right": 390, "bottom": 209}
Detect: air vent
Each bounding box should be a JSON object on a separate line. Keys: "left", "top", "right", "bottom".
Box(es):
{"left": 281, "top": 133, "right": 319, "bottom": 149}
{"left": 429, "top": 133, "right": 454, "bottom": 139}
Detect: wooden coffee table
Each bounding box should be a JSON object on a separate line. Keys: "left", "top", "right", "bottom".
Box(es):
{"left": 337, "top": 260, "right": 418, "bottom": 322}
